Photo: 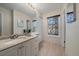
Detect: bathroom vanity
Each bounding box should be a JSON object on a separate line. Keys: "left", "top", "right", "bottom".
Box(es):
{"left": 0, "top": 5, "right": 43, "bottom": 56}
{"left": 0, "top": 34, "right": 40, "bottom": 56}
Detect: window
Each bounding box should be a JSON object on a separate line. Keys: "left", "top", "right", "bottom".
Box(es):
{"left": 47, "top": 15, "right": 60, "bottom": 35}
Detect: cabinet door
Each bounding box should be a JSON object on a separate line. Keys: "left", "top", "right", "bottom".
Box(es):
{"left": 17, "top": 44, "right": 26, "bottom": 56}
{"left": 0, "top": 46, "right": 18, "bottom": 56}
{"left": 21, "top": 46, "right": 26, "bottom": 56}
{"left": 25, "top": 45, "right": 32, "bottom": 56}
{"left": 23, "top": 40, "right": 32, "bottom": 56}
{"left": 31, "top": 44, "right": 39, "bottom": 56}
{"left": 31, "top": 38, "right": 39, "bottom": 56}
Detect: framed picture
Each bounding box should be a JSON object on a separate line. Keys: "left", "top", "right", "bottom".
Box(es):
{"left": 67, "top": 12, "right": 74, "bottom": 23}
{"left": 67, "top": 4, "right": 76, "bottom": 23}
{"left": 17, "top": 19, "right": 24, "bottom": 28}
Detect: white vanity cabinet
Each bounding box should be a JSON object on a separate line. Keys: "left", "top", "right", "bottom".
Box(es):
{"left": 0, "top": 36, "right": 40, "bottom": 56}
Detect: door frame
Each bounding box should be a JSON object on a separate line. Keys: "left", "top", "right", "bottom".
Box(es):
{"left": 0, "top": 12, "right": 3, "bottom": 36}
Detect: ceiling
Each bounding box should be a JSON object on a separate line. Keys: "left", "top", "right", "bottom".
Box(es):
{"left": 0, "top": 3, "right": 64, "bottom": 17}
{"left": 0, "top": 3, "right": 36, "bottom": 17}
{"left": 32, "top": 3, "right": 64, "bottom": 15}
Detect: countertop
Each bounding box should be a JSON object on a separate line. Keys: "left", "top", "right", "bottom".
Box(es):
{"left": 0, "top": 34, "right": 38, "bottom": 52}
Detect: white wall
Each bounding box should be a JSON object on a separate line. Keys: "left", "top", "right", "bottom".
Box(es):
{"left": 65, "top": 4, "right": 79, "bottom": 56}
{"left": 42, "top": 8, "right": 65, "bottom": 47}
{"left": 13, "top": 10, "right": 31, "bottom": 35}
{"left": 0, "top": 6, "right": 12, "bottom": 36}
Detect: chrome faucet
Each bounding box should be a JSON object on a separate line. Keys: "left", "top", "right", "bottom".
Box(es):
{"left": 10, "top": 34, "right": 18, "bottom": 39}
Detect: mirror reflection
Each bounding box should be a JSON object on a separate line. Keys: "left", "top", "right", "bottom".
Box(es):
{"left": 0, "top": 3, "right": 36, "bottom": 37}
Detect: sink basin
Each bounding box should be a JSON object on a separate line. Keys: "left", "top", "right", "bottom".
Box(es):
{"left": 0, "top": 39, "right": 14, "bottom": 44}
{"left": 5, "top": 36, "right": 29, "bottom": 45}
{"left": 0, "top": 35, "right": 32, "bottom": 45}
{"left": 5, "top": 40, "right": 15, "bottom": 44}
{"left": 17, "top": 36, "right": 28, "bottom": 39}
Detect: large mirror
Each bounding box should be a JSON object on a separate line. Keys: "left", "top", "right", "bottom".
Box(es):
{"left": 0, "top": 3, "right": 36, "bottom": 37}
{"left": 0, "top": 7, "right": 13, "bottom": 37}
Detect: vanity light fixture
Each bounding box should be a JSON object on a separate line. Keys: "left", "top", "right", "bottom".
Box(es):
{"left": 26, "top": 3, "right": 40, "bottom": 19}
{"left": 26, "top": 3, "right": 36, "bottom": 11}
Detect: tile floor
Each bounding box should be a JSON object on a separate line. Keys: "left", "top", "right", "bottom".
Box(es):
{"left": 38, "top": 40, "right": 65, "bottom": 56}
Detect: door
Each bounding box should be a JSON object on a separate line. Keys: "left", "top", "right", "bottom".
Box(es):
{"left": 0, "top": 13, "right": 2, "bottom": 36}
